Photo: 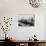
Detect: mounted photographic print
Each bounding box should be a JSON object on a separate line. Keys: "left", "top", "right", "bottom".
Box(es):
{"left": 17, "top": 14, "right": 35, "bottom": 27}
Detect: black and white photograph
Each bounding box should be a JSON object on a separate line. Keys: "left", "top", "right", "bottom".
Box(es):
{"left": 18, "top": 14, "right": 35, "bottom": 27}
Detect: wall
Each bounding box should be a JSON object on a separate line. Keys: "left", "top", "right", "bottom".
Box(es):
{"left": 9, "top": 15, "right": 45, "bottom": 40}
{"left": 0, "top": 0, "right": 46, "bottom": 40}
{"left": 44, "top": 15, "right": 46, "bottom": 40}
